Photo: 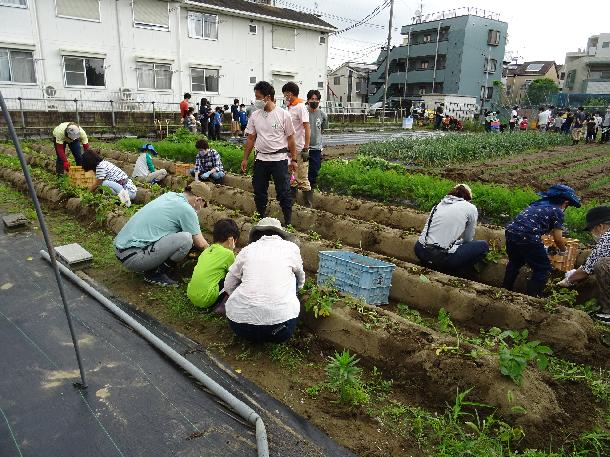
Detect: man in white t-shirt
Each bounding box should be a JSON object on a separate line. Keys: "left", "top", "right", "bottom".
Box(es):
{"left": 242, "top": 81, "right": 297, "bottom": 226}
{"left": 282, "top": 82, "right": 311, "bottom": 207}
{"left": 538, "top": 106, "right": 551, "bottom": 131}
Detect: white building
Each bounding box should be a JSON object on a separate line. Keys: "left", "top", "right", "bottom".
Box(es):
{"left": 0, "top": 0, "right": 334, "bottom": 110}
{"left": 326, "top": 61, "right": 376, "bottom": 105}
{"left": 563, "top": 33, "right": 610, "bottom": 94}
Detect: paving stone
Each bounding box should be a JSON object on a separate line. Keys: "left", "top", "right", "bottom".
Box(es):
{"left": 2, "top": 213, "right": 28, "bottom": 230}
{"left": 54, "top": 243, "right": 93, "bottom": 265}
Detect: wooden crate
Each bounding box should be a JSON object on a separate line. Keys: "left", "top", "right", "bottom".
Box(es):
{"left": 541, "top": 234, "right": 579, "bottom": 272}
{"left": 68, "top": 166, "right": 97, "bottom": 189}
{"left": 174, "top": 163, "right": 192, "bottom": 176}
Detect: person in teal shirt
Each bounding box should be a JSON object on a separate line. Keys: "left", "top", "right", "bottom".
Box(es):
{"left": 188, "top": 219, "right": 240, "bottom": 310}
{"left": 114, "top": 185, "right": 209, "bottom": 286}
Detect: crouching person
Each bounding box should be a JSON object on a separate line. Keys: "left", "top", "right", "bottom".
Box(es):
{"left": 557, "top": 205, "right": 610, "bottom": 323}
{"left": 190, "top": 139, "right": 225, "bottom": 183}
{"left": 114, "top": 185, "right": 209, "bottom": 286}
{"left": 132, "top": 144, "right": 168, "bottom": 184}
{"left": 82, "top": 150, "right": 137, "bottom": 206}
{"left": 414, "top": 184, "right": 489, "bottom": 275}
{"left": 502, "top": 184, "right": 581, "bottom": 297}
{"left": 187, "top": 219, "right": 239, "bottom": 312}
{"left": 224, "top": 218, "right": 305, "bottom": 343}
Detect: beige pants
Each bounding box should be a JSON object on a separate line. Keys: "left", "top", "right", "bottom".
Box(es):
{"left": 291, "top": 152, "right": 311, "bottom": 191}
{"left": 595, "top": 257, "right": 610, "bottom": 313}
{"left": 571, "top": 127, "right": 583, "bottom": 141}
{"left": 135, "top": 169, "right": 168, "bottom": 183}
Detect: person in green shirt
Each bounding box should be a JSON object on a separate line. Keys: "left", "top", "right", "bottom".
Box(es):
{"left": 187, "top": 219, "right": 240, "bottom": 310}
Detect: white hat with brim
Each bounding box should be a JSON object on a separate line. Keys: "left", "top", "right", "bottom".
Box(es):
{"left": 65, "top": 124, "right": 80, "bottom": 140}
{"left": 249, "top": 217, "right": 294, "bottom": 243}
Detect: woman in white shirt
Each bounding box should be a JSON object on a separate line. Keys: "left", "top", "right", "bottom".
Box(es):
{"left": 224, "top": 218, "right": 305, "bottom": 343}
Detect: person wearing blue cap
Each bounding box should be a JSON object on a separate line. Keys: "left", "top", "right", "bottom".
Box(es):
{"left": 502, "top": 184, "right": 582, "bottom": 297}
{"left": 557, "top": 205, "right": 610, "bottom": 323}
{"left": 132, "top": 144, "right": 168, "bottom": 184}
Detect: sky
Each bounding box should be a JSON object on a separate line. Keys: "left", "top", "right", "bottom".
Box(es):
{"left": 274, "top": 0, "right": 609, "bottom": 70}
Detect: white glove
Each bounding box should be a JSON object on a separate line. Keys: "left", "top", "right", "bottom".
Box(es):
{"left": 557, "top": 269, "right": 577, "bottom": 287}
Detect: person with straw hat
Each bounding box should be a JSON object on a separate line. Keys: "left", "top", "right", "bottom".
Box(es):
{"left": 224, "top": 217, "right": 305, "bottom": 343}
{"left": 557, "top": 205, "right": 610, "bottom": 323}
{"left": 414, "top": 183, "right": 489, "bottom": 275}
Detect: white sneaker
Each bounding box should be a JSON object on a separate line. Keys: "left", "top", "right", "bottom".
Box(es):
{"left": 118, "top": 189, "right": 131, "bottom": 207}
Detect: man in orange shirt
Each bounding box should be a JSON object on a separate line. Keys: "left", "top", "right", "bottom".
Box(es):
{"left": 180, "top": 93, "right": 191, "bottom": 128}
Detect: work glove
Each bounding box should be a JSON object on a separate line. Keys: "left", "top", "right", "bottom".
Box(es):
{"left": 300, "top": 148, "right": 310, "bottom": 162}
{"left": 202, "top": 171, "right": 211, "bottom": 179}
{"left": 83, "top": 143, "right": 90, "bottom": 151}
{"left": 557, "top": 269, "right": 577, "bottom": 287}
{"left": 63, "top": 161, "right": 70, "bottom": 171}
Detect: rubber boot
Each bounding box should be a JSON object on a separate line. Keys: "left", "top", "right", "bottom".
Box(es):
{"left": 303, "top": 190, "right": 314, "bottom": 208}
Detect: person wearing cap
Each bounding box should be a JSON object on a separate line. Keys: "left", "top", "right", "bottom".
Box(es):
{"left": 132, "top": 144, "right": 168, "bottom": 184}
{"left": 52, "top": 122, "right": 90, "bottom": 175}
{"left": 224, "top": 217, "right": 305, "bottom": 343}
{"left": 114, "top": 185, "right": 209, "bottom": 287}
{"left": 557, "top": 206, "right": 610, "bottom": 323}
{"left": 414, "top": 184, "right": 489, "bottom": 275}
{"left": 503, "top": 184, "right": 582, "bottom": 297}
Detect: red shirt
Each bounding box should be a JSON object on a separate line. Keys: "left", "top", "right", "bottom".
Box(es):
{"left": 179, "top": 100, "right": 189, "bottom": 118}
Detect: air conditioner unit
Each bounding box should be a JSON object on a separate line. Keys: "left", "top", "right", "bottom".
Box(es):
{"left": 43, "top": 85, "right": 59, "bottom": 111}
{"left": 119, "top": 88, "right": 133, "bottom": 101}
{"left": 44, "top": 85, "right": 57, "bottom": 98}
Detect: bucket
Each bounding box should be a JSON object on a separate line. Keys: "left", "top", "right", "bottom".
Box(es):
{"left": 402, "top": 116, "right": 413, "bottom": 129}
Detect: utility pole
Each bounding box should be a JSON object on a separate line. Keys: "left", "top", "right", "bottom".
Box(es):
{"left": 402, "top": 26, "right": 412, "bottom": 102}
{"left": 481, "top": 44, "right": 492, "bottom": 115}
{"left": 382, "top": 0, "right": 395, "bottom": 126}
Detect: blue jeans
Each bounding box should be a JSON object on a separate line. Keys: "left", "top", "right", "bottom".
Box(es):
{"left": 54, "top": 140, "right": 83, "bottom": 174}
{"left": 228, "top": 317, "right": 298, "bottom": 343}
{"left": 414, "top": 240, "right": 489, "bottom": 273}
{"left": 308, "top": 149, "right": 322, "bottom": 188}
{"left": 102, "top": 180, "right": 137, "bottom": 199}
{"left": 502, "top": 233, "right": 551, "bottom": 297}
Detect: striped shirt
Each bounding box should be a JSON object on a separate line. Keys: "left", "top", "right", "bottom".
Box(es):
{"left": 96, "top": 160, "right": 137, "bottom": 194}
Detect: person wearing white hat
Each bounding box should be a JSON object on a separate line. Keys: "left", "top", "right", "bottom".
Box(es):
{"left": 414, "top": 184, "right": 489, "bottom": 275}
{"left": 52, "top": 122, "right": 90, "bottom": 175}
{"left": 224, "top": 217, "right": 305, "bottom": 343}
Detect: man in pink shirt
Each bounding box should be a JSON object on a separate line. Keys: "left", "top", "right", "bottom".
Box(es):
{"left": 241, "top": 81, "right": 297, "bottom": 226}
{"left": 282, "top": 82, "right": 312, "bottom": 207}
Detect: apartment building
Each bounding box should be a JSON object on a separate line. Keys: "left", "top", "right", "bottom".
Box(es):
{"left": 563, "top": 34, "right": 610, "bottom": 94}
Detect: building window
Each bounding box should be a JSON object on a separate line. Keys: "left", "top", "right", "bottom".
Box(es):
{"left": 423, "top": 34, "right": 431, "bottom": 43}
{"left": 355, "top": 81, "right": 361, "bottom": 92}
{"left": 187, "top": 11, "right": 218, "bottom": 39}
{"left": 272, "top": 26, "right": 295, "bottom": 50}
{"left": 136, "top": 63, "right": 171, "bottom": 90}
{"left": 333, "top": 76, "right": 340, "bottom": 85}
{"left": 319, "top": 35, "right": 326, "bottom": 45}
{"left": 565, "top": 70, "right": 576, "bottom": 89}
{"left": 480, "top": 85, "right": 493, "bottom": 100}
{"left": 0, "top": 48, "right": 36, "bottom": 83}
{"left": 63, "top": 56, "right": 105, "bottom": 87}
{"left": 484, "top": 58, "right": 497, "bottom": 73}
{"left": 418, "top": 60, "right": 429, "bottom": 70}
{"left": 318, "top": 81, "right": 323, "bottom": 89}
{"left": 56, "top": 0, "right": 100, "bottom": 21}
{"left": 602, "top": 42, "right": 610, "bottom": 48}
{"left": 133, "top": 0, "right": 169, "bottom": 30}
{"left": 488, "top": 29, "right": 501, "bottom": 46}
{"left": 191, "top": 67, "right": 219, "bottom": 93}
{"left": 249, "top": 76, "right": 257, "bottom": 84}
{"left": 0, "top": 0, "right": 27, "bottom": 7}
{"left": 249, "top": 24, "right": 257, "bottom": 34}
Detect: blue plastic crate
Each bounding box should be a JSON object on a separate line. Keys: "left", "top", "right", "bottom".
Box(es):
{"left": 317, "top": 251, "right": 396, "bottom": 305}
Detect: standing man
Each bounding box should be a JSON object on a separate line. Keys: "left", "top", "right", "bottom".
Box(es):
{"left": 241, "top": 81, "right": 297, "bottom": 226}
{"left": 282, "top": 82, "right": 311, "bottom": 207}
{"left": 230, "top": 98, "right": 240, "bottom": 139}
{"left": 538, "top": 106, "right": 551, "bottom": 132}
{"left": 180, "top": 93, "right": 191, "bottom": 128}
{"left": 306, "top": 89, "right": 328, "bottom": 206}
{"left": 434, "top": 103, "right": 444, "bottom": 130}
{"left": 52, "top": 122, "right": 89, "bottom": 175}
{"left": 572, "top": 106, "right": 586, "bottom": 145}
{"left": 199, "top": 98, "right": 210, "bottom": 136}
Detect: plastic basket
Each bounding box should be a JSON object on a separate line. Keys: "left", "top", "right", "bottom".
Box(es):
{"left": 541, "top": 234, "right": 579, "bottom": 272}
{"left": 175, "top": 163, "right": 192, "bottom": 176}
{"left": 317, "top": 251, "right": 396, "bottom": 305}
{"left": 68, "top": 166, "right": 97, "bottom": 189}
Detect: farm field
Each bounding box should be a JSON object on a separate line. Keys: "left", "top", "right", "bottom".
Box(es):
{"left": 0, "top": 133, "right": 609, "bottom": 457}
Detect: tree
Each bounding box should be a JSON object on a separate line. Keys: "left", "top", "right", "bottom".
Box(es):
{"left": 526, "top": 78, "right": 559, "bottom": 106}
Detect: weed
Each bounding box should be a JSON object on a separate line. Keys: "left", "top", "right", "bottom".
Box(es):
{"left": 396, "top": 303, "right": 425, "bottom": 326}
{"left": 325, "top": 349, "right": 369, "bottom": 405}
{"left": 544, "top": 287, "right": 579, "bottom": 313}
{"left": 497, "top": 330, "right": 553, "bottom": 385}
{"left": 307, "top": 230, "right": 321, "bottom": 241}
{"left": 250, "top": 211, "right": 261, "bottom": 224}
{"left": 333, "top": 239, "right": 343, "bottom": 249}
{"left": 267, "top": 343, "right": 303, "bottom": 370}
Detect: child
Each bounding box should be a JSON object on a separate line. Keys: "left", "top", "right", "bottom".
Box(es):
{"left": 212, "top": 107, "right": 222, "bottom": 140}
{"left": 187, "top": 219, "right": 240, "bottom": 311}
{"left": 502, "top": 184, "right": 581, "bottom": 297}
{"left": 132, "top": 144, "right": 168, "bottom": 184}
{"left": 190, "top": 138, "right": 225, "bottom": 183}
{"left": 230, "top": 98, "right": 240, "bottom": 139}
{"left": 586, "top": 116, "right": 597, "bottom": 143}
{"left": 81, "top": 150, "right": 137, "bottom": 206}
{"left": 238, "top": 104, "right": 248, "bottom": 139}
{"left": 185, "top": 107, "right": 200, "bottom": 133}
{"left": 519, "top": 116, "right": 528, "bottom": 131}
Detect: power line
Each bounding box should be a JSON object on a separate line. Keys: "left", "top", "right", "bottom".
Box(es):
{"left": 332, "top": 0, "right": 392, "bottom": 35}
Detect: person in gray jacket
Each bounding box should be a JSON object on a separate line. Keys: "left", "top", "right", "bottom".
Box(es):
{"left": 414, "top": 184, "right": 489, "bottom": 274}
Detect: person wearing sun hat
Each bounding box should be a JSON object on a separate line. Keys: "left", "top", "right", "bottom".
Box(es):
{"left": 503, "top": 184, "right": 582, "bottom": 297}
{"left": 52, "top": 122, "right": 90, "bottom": 175}
{"left": 414, "top": 183, "right": 489, "bottom": 275}
{"left": 557, "top": 205, "right": 610, "bottom": 323}
{"left": 132, "top": 143, "right": 168, "bottom": 184}
{"left": 223, "top": 217, "right": 305, "bottom": 343}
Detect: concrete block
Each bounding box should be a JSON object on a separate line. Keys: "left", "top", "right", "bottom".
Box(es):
{"left": 2, "top": 213, "right": 28, "bottom": 230}
{"left": 54, "top": 243, "right": 93, "bottom": 265}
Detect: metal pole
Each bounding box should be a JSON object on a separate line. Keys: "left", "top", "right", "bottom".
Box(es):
{"left": 481, "top": 45, "right": 492, "bottom": 114}
{"left": 0, "top": 91, "right": 87, "bottom": 389}
{"left": 152, "top": 101, "right": 156, "bottom": 126}
{"left": 381, "top": 0, "right": 395, "bottom": 127}
{"left": 18, "top": 97, "right": 25, "bottom": 130}
{"left": 402, "top": 26, "right": 411, "bottom": 101}
{"left": 432, "top": 21, "right": 442, "bottom": 93}
{"left": 110, "top": 100, "right": 116, "bottom": 128}
{"left": 74, "top": 98, "right": 79, "bottom": 124}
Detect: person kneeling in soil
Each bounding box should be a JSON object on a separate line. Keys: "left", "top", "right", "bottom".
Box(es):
{"left": 187, "top": 219, "right": 239, "bottom": 312}
{"left": 81, "top": 150, "right": 137, "bottom": 206}
{"left": 113, "top": 185, "right": 209, "bottom": 286}
{"left": 132, "top": 144, "right": 167, "bottom": 184}
{"left": 190, "top": 139, "right": 225, "bottom": 183}
{"left": 556, "top": 206, "right": 610, "bottom": 323}
{"left": 502, "top": 184, "right": 581, "bottom": 297}
{"left": 224, "top": 218, "right": 305, "bottom": 343}
{"left": 414, "top": 184, "right": 489, "bottom": 275}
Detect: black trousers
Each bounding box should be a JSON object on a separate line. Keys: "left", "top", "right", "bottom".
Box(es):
{"left": 252, "top": 159, "right": 292, "bottom": 225}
